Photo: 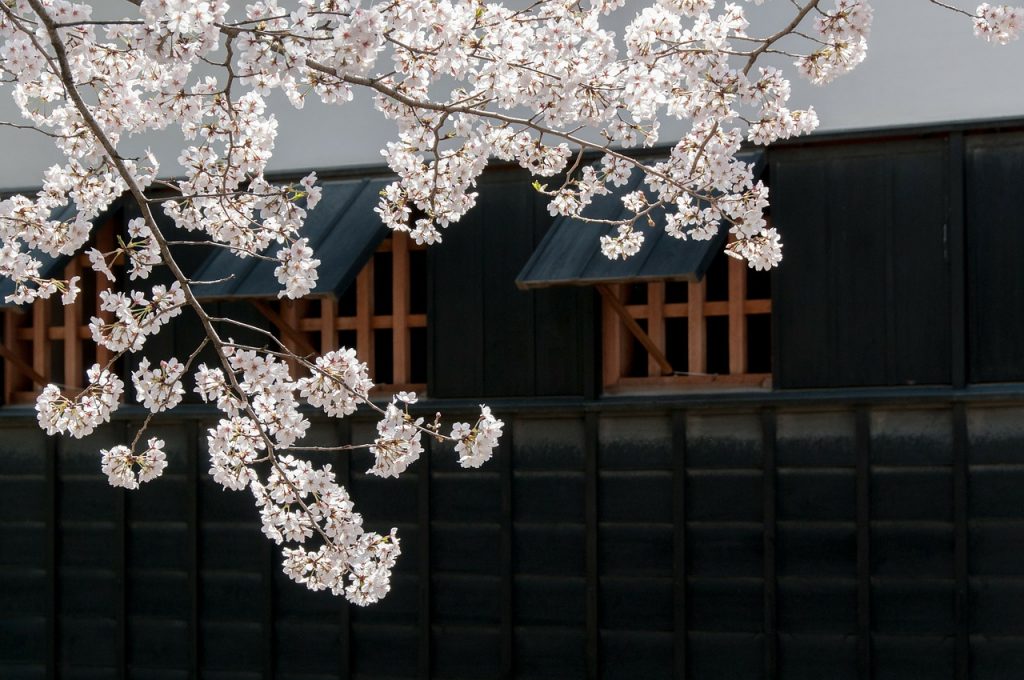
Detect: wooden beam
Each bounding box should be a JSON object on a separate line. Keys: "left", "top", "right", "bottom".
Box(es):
{"left": 608, "top": 373, "right": 771, "bottom": 390}
{"left": 392, "top": 234, "right": 410, "bottom": 384}
{"left": 0, "top": 339, "right": 48, "bottom": 387}
{"left": 320, "top": 297, "right": 338, "bottom": 353}
{"left": 33, "top": 296, "right": 51, "bottom": 382}
{"left": 597, "top": 284, "right": 673, "bottom": 376}
{"left": 728, "top": 255, "right": 748, "bottom": 375}
{"left": 601, "top": 286, "right": 623, "bottom": 388}
{"left": 63, "top": 257, "right": 83, "bottom": 388}
{"left": 250, "top": 300, "right": 318, "bottom": 357}
{"left": 356, "top": 259, "right": 374, "bottom": 369}
{"left": 665, "top": 300, "right": 770, "bottom": 317}
{"left": 4, "top": 310, "right": 23, "bottom": 402}
{"left": 687, "top": 279, "right": 706, "bottom": 374}
{"left": 95, "top": 224, "right": 115, "bottom": 367}
{"left": 662, "top": 303, "right": 691, "bottom": 318}
{"left": 647, "top": 282, "right": 666, "bottom": 377}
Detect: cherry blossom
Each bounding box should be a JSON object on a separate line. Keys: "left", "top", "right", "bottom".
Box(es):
{"left": 974, "top": 3, "right": 1024, "bottom": 42}
{"left": 132, "top": 357, "right": 186, "bottom": 413}
{"left": 450, "top": 406, "right": 505, "bottom": 469}
{"left": 0, "top": 0, "right": 1008, "bottom": 603}
{"left": 100, "top": 437, "right": 168, "bottom": 489}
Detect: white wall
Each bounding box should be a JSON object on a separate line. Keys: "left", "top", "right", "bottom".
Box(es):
{"left": 0, "top": 2, "right": 1021, "bottom": 189}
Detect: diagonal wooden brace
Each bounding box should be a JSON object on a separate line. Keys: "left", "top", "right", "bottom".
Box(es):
{"left": 596, "top": 284, "right": 674, "bottom": 376}
{"left": 251, "top": 300, "right": 318, "bottom": 357}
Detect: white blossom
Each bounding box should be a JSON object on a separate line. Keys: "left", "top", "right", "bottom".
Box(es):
{"left": 100, "top": 437, "right": 168, "bottom": 489}
{"left": 133, "top": 357, "right": 186, "bottom": 413}
{"left": 975, "top": 3, "right": 1024, "bottom": 43}
{"left": 368, "top": 400, "right": 424, "bottom": 478}
{"left": 36, "top": 365, "right": 124, "bottom": 439}
{"left": 1, "top": 0, "right": 1008, "bottom": 604}
{"left": 450, "top": 406, "right": 504, "bottom": 469}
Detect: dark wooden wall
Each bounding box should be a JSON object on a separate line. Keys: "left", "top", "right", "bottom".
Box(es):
{"left": 771, "top": 127, "right": 1024, "bottom": 391}
{"left": 3, "top": 392, "right": 1024, "bottom": 680}
{"left": 4, "top": 122, "right": 1024, "bottom": 680}
{"left": 428, "top": 167, "right": 597, "bottom": 400}
{"left": 770, "top": 137, "right": 953, "bottom": 388}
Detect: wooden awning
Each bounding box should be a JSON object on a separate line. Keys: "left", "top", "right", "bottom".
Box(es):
{"left": 515, "top": 150, "right": 766, "bottom": 290}
{"left": 192, "top": 176, "right": 394, "bottom": 301}
{"left": 0, "top": 200, "right": 122, "bottom": 308}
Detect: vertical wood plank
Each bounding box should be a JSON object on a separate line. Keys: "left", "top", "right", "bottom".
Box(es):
{"left": 95, "top": 225, "right": 115, "bottom": 368}
{"left": 770, "top": 153, "right": 830, "bottom": 388}
{"left": 356, "top": 261, "right": 375, "bottom": 370}
{"left": 116, "top": 422, "right": 127, "bottom": 680}
{"left": 63, "top": 257, "right": 83, "bottom": 388}
{"left": 762, "top": 409, "right": 777, "bottom": 680}
{"left": 426, "top": 205, "right": 483, "bottom": 397}
{"left": 856, "top": 409, "right": 872, "bottom": 680}
{"left": 32, "top": 298, "right": 50, "bottom": 382}
{"left": 186, "top": 420, "right": 200, "bottom": 680}
{"left": 393, "top": 234, "right": 411, "bottom": 385}
{"left": 728, "top": 256, "right": 748, "bottom": 375}
{"left": 45, "top": 435, "right": 57, "bottom": 680}
{"left": 688, "top": 280, "right": 706, "bottom": 374}
{"left": 499, "top": 420, "right": 514, "bottom": 680}
{"left": 320, "top": 297, "right": 338, "bottom": 354}
{"left": 584, "top": 412, "right": 599, "bottom": 680}
{"left": 4, "top": 310, "right": 19, "bottom": 402}
{"left": 672, "top": 411, "right": 688, "bottom": 680}
{"left": 647, "top": 282, "right": 666, "bottom": 377}
{"left": 953, "top": 402, "right": 969, "bottom": 680}
{"left": 281, "top": 299, "right": 301, "bottom": 376}
{"left": 418, "top": 438, "right": 432, "bottom": 680}
{"left": 335, "top": 419, "right": 352, "bottom": 680}
{"left": 480, "top": 176, "right": 539, "bottom": 396}
{"left": 601, "top": 286, "right": 622, "bottom": 388}
{"left": 949, "top": 133, "right": 967, "bottom": 388}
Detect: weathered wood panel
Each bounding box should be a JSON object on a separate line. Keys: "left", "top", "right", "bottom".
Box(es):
{"left": 428, "top": 170, "right": 586, "bottom": 399}
{"left": 965, "top": 132, "right": 1024, "bottom": 383}
{"left": 771, "top": 139, "right": 951, "bottom": 389}
{"left": 0, "top": 398, "right": 1023, "bottom": 678}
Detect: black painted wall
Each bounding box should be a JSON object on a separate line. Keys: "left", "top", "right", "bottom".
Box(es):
{"left": 3, "top": 395, "right": 1024, "bottom": 679}
{"left": 5, "top": 122, "right": 1024, "bottom": 680}
{"left": 770, "top": 137, "right": 953, "bottom": 389}
{"left": 771, "top": 127, "right": 1024, "bottom": 391}
{"left": 428, "top": 166, "right": 595, "bottom": 399}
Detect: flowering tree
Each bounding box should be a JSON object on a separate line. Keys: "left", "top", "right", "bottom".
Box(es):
{"left": 0, "top": 0, "right": 1016, "bottom": 605}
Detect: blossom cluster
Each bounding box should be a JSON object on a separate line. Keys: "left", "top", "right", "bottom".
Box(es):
{"left": 36, "top": 365, "right": 124, "bottom": 439}
{"left": 369, "top": 394, "right": 424, "bottom": 479}
{"left": 1, "top": 0, "right": 1008, "bottom": 605}
{"left": 100, "top": 438, "right": 168, "bottom": 489}
{"left": 132, "top": 357, "right": 186, "bottom": 413}
{"left": 450, "top": 406, "right": 505, "bottom": 469}
{"left": 89, "top": 283, "right": 186, "bottom": 354}
{"left": 192, "top": 341, "right": 497, "bottom": 603}
{"left": 255, "top": 454, "right": 401, "bottom": 605}
{"left": 974, "top": 3, "right": 1024, "bottom": 43}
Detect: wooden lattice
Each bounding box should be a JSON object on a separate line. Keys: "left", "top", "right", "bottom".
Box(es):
{"left": 600, "top": 250, "right": 772, "bottom": 391}
{"left": 258, "top": 232, "right": 428, "bottom": 393}
{"left": 2, "top": 223, "right": 117, "bottom": 404}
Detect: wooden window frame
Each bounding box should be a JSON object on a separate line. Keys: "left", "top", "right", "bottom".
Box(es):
{"left": 2, "top": 223, "right": 117, "bottom": 405}
{"left": 258, "top": 232, "right": 427, "bottom": 395}
{"left": 600, "top": 252, "right": 771, "bottom": 392}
